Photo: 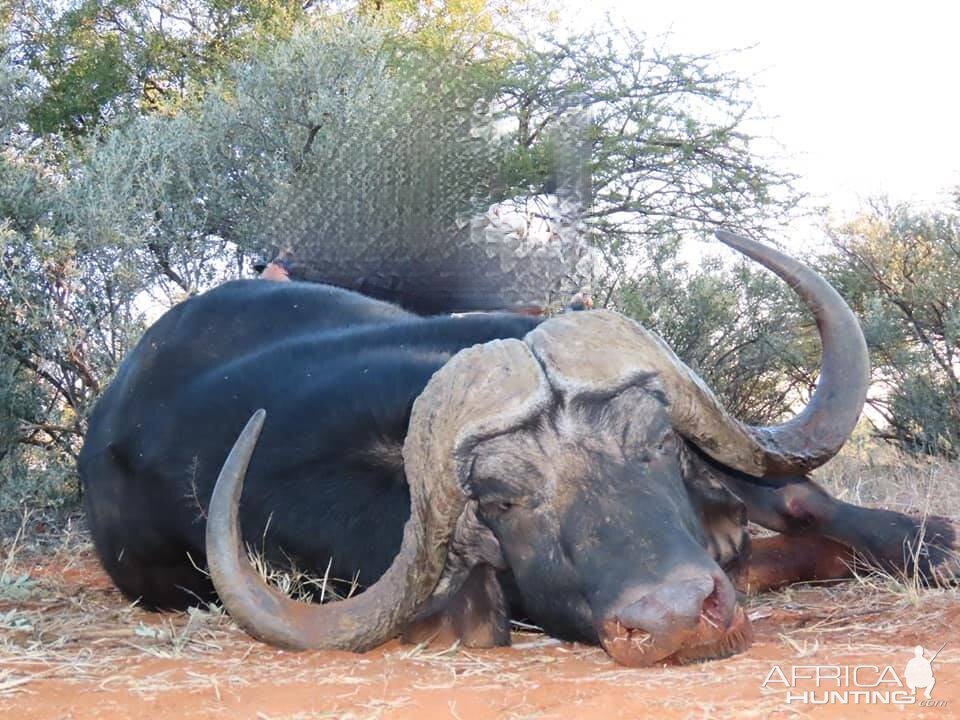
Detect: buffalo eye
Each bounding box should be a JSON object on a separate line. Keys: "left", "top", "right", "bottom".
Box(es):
{"left": 480, "top": 499, "right": 515, "bottom": 517}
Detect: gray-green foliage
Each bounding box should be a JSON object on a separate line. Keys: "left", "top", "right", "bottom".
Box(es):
{"left": 74, "top": 23, "right": 517, "bottom": 295}
{"left": 0, "top": 185, "right": 146, "bottom": 506}
{"left": 501, "top": 28, "right": 798, "bottom": 256}
{"left": 77, "top": 21, "right": 801, "bottom": 294}
{"left": 70, "top": 112, "right": 244, "bottom": 301}
{"left": 1, "top": 18, "right": 810, "bottom": 509}
{"left": 0, "top": 47, "right": 141, "bottom": 506}
{"left": 0, "top": 54, "right": 33, "bottom": 137}
{"left": 9, "top": 0, "right": 312, "bottom": 136}
{"left": 220, "top": 26, "right": 513, "bottom": 271}
{"left": 820, "top": 200, "right": 960, "bottom": 457}
{"left": 616, "top": 246, "right": 816, "bottom": 425}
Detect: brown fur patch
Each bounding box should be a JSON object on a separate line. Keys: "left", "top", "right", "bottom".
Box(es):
{"left": 737, "top": 534, "right": 855, "bottom": 594}
{"left": 402, "top": 564, "right": 509, "bottom": 648}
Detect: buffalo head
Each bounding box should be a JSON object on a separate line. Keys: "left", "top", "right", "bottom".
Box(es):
{"left": 205, "top": 230, "right": 869, "bottom": 666}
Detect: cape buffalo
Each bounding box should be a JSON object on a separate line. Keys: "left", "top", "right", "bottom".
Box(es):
{"left": 79, "top": 231, "right": 957, "bottom": 666}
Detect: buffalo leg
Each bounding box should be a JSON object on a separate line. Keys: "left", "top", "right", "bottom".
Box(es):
{"left": 737, "top": 534, "right": 861, "bottom": 594}
{"left": 722, "top": 474, "right": 958, "bottom": 586}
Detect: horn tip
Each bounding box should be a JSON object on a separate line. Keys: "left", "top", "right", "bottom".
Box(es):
{"left": 248, "top": 408, "right": 267, "bottom": 431}
{"left": 714, "top": 229, "right": 742, "bottom": 245}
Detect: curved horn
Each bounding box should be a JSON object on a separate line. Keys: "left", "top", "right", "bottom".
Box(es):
{"left": 206, "top": 340, "right": 550, "bottom": 651}
{"left": 524, "top": 230, "right": 869, "bottom": 478}
{"left": 713, "top": 230, "right": 869, "bottom": 474}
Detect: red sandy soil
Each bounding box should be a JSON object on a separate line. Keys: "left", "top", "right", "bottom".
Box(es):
{"left": 1, "top": 545, "right": 958, "bottom": 720}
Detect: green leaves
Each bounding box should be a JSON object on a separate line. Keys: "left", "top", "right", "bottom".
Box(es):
{"left": 0, "top": 12, "right": 815, "bottom": 508}
{"left": 12, "top": 0, "right": 313, "bottom": 136}
{"left": 822, "top": 201, "right": 960, "bottom": 457}
{"left": 26, "top": 28, "right": 128, "bottom": 134}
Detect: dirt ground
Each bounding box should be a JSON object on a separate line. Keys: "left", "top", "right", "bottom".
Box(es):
{"left": 0, "top": 517, "right": 956, "bottom": 720}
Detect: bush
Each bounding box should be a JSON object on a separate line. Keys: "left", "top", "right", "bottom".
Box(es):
{"left": 820, "top": 199, "right": 960, "bottom": 457}
{"left": 0, "top": 18, "right": 803, "bottom": 508}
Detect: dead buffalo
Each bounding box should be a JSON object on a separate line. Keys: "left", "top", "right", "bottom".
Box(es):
{"left": 79, "top": 231, "right": 957, "bottom": 666}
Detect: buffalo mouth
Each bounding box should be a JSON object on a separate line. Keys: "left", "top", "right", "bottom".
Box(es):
{"left": 597, "top": 591, "right": 753, "bottom": 667}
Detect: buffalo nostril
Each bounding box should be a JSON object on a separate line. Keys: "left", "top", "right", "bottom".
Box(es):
{"left": 615, "top": 574, "right": 731, "bottom": 637}
{"left": 616, "top": 595, "right": 679, "bottom": 637}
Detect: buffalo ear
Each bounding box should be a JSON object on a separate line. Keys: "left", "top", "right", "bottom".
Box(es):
{"left": 397, "top": 340, "right": 549, "bottom": 650}
{"left": 401, "top": 503, "right": 508, "bottom": 648}
{"left": 681, "top": 448, "right": 751, "bottom": 581}
{"left": 414, "top": 500, "right": 506, "bottom": 618}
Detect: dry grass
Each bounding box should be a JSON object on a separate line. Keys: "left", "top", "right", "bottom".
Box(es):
{"left": 0, "top": 447, "right": 957, "bottom": 716}
{"left": 0, "top": 509, "right": 233, "bottom": 695}
{"left": 817, "top": 442, "right": 960, "bottom": 520}
{"left": 246, "top": 547, "right": 361, "bottom": 605}
{"left": 815, "top": 443, "right": 960, "bottom": 595}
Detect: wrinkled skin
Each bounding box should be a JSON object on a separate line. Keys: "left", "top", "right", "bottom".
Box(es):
{"left": 401, "top": 377, "right": 956, "bottom": 665}
{"left": 399, "top": 383, "right": 956, "bottom": 666}
{"left": 445, "top": 384, "right": 753, "bottom": 664}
